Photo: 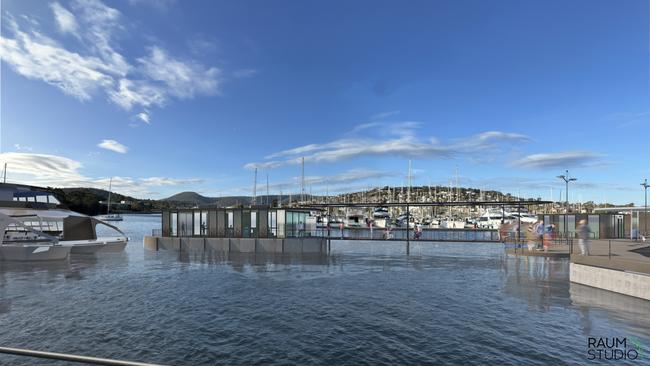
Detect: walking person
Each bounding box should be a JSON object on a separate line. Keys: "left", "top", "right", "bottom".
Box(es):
{"left": 535, "top": 220, "right": 545, "bottom": 250}
{"left": 577, "top": 219, "right": 591, "bottom": 256}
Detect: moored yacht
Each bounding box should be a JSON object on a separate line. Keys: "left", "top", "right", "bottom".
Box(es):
{"left": 0, "top": 183, "right": 128, "bottom": 261}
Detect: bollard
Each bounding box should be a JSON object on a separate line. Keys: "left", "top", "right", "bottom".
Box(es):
{"left": 608, "top": 240, "right": 611, "bottom": 260}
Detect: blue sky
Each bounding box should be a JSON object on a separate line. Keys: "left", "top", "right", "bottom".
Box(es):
{"left": 1, "top": 0, "right": 649, "bottom": 203}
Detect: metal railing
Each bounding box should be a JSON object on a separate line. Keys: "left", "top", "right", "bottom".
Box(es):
{"left": 0, "top": 346, "right": 165, "bottom": 366}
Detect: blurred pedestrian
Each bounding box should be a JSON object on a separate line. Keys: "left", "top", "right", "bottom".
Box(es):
{"left": 577, "top": 219, "right": 591, "bottom": 256}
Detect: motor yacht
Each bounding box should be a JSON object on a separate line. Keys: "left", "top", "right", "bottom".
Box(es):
{"left": 0, "top": 183, "right": 128, "bottom": 261}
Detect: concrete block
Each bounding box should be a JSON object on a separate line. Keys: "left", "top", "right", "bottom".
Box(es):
{"left": 257, "top": 238, "right": 283, "bottom": 253}
{"left": 283, "top": 239, "right": 302, "bottom": 253}
{"left": 570, "top": 263, "right": 650, "bottom": 301}
{"left": 143, "top": 236, "right": 158, "bottom": 251}
{"left": 231, "top": 238, "right": 256, "bottom": 253}
{"left": 206, "top": 238, "right": 229, "bottom": 253}
{"left": 158, "top": 237, "right": 181, "bottom": 251}
{"left": 182, "top": 238, "right": 205, "bottom": 253}
{"left": 302, "top": 238, "right": 324, "bottom": 253}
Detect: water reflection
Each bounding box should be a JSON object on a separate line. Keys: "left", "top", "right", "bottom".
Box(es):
{"left": 501, "top": 255, "right": 572, "bottom": 311}
{"left": 570, "top": 282, "right": 650, "bottom": 336}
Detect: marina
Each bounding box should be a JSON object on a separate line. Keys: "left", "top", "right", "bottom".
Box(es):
{"left": 1, "top": 0, "right": 649, "bottom": 364}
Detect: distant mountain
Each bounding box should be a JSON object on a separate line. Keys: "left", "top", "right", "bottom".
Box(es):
{"left": 162, "top": 191, "right": 214, "bottom": 204}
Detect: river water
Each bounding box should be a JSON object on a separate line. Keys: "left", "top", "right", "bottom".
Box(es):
{"left": 1, "top": 214, "right": 648, "bottom": 365}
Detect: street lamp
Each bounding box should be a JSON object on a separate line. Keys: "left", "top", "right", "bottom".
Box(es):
{"left": 557, "top": 170, "right": 577, "bottom": 242}
{"left": 642, "top": 179, "right": 649, "bottom": 238}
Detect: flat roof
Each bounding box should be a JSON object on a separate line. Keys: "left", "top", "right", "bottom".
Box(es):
{"left": 593, "top": 206, "right": 649, "bottom": 213}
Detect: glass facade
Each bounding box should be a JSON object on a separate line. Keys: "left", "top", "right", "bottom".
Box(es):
{"left": 268, "top": 211, "right": 277, "bottom": 237}
{"left": 588, "top": 215, "right": 599, "bottom": 239}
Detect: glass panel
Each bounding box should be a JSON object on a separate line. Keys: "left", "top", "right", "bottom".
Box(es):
{"left": 179, "top": 212, "right": 192, "bottom": 236}
{"left": 251, "top": 211, "right": 257, "bottom": 237}
{"left": 171, "top": 212, "right": 177, "bottom": 236}
{"left": 194, "top": 211, "right": 201, "bottom": 235}
{"left": 567, "top": 215, "right": 576, "bottom": 237}
{"left": 588, "top": 215, "right": 599, "bottom": 239}
{"left": 201, "top": 211, "right": 208, "bottom": 236}
{"left": 277, "top": 210, "right": 285, "bottom": 238}
{"left": 227, "top": 211, "right": 234, "bottom": 237}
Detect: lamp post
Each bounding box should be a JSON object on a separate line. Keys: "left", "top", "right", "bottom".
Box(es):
{"left": 557, "top": 170, "right": 577, "bottom": 243}
{"left": 642, "top": 179, "right": 649, "bottom": 238}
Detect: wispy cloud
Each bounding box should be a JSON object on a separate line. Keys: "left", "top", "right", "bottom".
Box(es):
{"left": 246, "top": 125, "right": 531, "bottom": 170}
{"left": 50, "top": 2, "right": 79, "bottom": 35}
{"left": 371, "top": 110, "right": 400, "bottom": 120}
{"left": 13, "top": 144, "right": 33, "bottom": 151}
{"left": 512, "top": 151, "right": 603, "bottom": 169}
{"left": 232, "top": 68, "right": 258, "bottom": 78}
{"left": 98, "top": 139, "right": 128, "bottom": 153}
{"left": 0, "top": 0, "right": 222, "bottom": 122}
{"left": 135, "top": 111, "right": 150, "bottom": 124}
{"left": 0, "top": 152, "right": 202, "bottom": 198}
{"left": 139, "top": 177, "right": 203, "bottom": 186}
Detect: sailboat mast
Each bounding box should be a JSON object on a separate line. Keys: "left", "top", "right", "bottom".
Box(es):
{"left": 107, "top": 177, "right": 112, "bottom": 215}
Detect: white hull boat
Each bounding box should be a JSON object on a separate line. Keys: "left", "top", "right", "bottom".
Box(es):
{"left": 0, "top": 183, "right": 129, "bottom": 260}
{"left": 0, "top": 243, "right": 70, "bottom": 261}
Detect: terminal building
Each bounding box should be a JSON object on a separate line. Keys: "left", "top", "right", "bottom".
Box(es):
{"left": 145, "top": 206, "right": 327, "bottom": 254}
{"left": 539, "top": 209, "right": 649, "bottom": 239}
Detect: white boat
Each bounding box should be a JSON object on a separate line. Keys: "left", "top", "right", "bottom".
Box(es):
{"left": 477, "top": 209, "right": 511, "bottom": 229}
{"left": 0, "top": 183, "right": 128, "bottom": 261}
{"left": 372, "top": 207, "right": 390, "bottom": 219}
{"left": 98, "top": 177, "right": 123, "bottom": 221}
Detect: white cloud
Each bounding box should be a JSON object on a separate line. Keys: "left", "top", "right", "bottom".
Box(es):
{"left": 0, "top": 152, "right": 200, "bottom": 198}
{"left": 140, "top": 177, "right": 203, "bottom": 186}
{"left": 135, "top": 111, "right": 150, "bottom": 124}
{"left": 50, "top": 2, "right": 78, "bottom": 35}
{"left": 137, "top": 46, "right": 221, "bottom": 99}
{"left": 512, "top": 151, "right": 603, "bottom": 169}
{"left": 13, "top": 144, "right": 33, "bottom": 151}
{"left": 246, "top": 126, "right": 531, "bottom": 170}
{"left": 1, "top": 0, "right": 223, "bottom": 122}
{"left": 98, "top": 139, "right": 128, "bottom": 153}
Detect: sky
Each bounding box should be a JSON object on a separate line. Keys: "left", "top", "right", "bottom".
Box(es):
{"left": 0, "top": 0, "right": 649, "bottom": 204}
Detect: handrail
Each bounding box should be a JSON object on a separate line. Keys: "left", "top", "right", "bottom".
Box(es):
{"left": 0, "top": 346, "right": 166, "bottom": 366}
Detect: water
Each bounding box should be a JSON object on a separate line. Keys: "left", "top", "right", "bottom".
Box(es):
{"left": 1, "top": 214, "right": 649, "bottom": 365}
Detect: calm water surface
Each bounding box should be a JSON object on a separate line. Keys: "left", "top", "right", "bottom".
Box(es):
{"left": 1, "top": 214, "right": 649, "bottom": 365}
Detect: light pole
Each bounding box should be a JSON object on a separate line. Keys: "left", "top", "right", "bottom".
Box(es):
{"left": 642, "top": 179, "right": 649, "bottom": 238}
{"left": 557, "top": 170, "right": 577, "bottom": 243}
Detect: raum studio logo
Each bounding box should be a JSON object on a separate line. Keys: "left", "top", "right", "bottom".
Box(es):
{"left": 587, "top": 337, "right": 645, "bottom": 361}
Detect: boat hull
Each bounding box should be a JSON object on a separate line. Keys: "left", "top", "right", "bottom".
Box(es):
{"left": 65, "top": 237, "right": 128, "bottom": 254}
{"left": 0, "top": 245, "right": 70, "bottom": 261}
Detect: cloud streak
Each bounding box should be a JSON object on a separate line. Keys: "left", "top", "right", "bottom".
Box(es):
{"left": 0, "top": 152, "right": 203, "bottom": 198}
{"left": 512, "top": 151, "right": 603, "bottom": 169}
{"left": 98, "top": 139, "right": 128, "bottom": 153}
{"left": 246, "top": 126, "right": 531, "bottom": 170}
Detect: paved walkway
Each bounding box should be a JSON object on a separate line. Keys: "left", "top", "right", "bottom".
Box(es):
{"left": 506, "top": 239, "right": 650, "bottom": 274}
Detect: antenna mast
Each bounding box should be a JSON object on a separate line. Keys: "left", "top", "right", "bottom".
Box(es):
{"left": 252, "top": 168, "right": 257, "bottom": 206}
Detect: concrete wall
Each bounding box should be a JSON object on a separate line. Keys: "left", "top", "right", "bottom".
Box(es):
{"left": 144, "top": 236, "right": 327, "bottom": 255}
{"left": 570, "top": 263, "right": 650, "bottom": 301}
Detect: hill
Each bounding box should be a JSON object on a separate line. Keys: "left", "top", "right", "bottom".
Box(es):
{"left": 163, "top": 191, "right": 214, "bottom": 204}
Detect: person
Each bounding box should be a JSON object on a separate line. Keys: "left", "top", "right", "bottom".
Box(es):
{"left": 535, "top": 221, "right": 545, "bottom": 250}
{"left": 499, "top": 221, "right": 508, "bottom": 243}
{"left": 577, "top": 219, "right": 591, "bottom": 256}
{"left": 526, "top": 224, "right": 536, "bottom": 251}
{"left": 415, "top": 223, "right": 422, "bottom": 240}
{"left": 543, "top": 224, "right": 553, "bottom": 252}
